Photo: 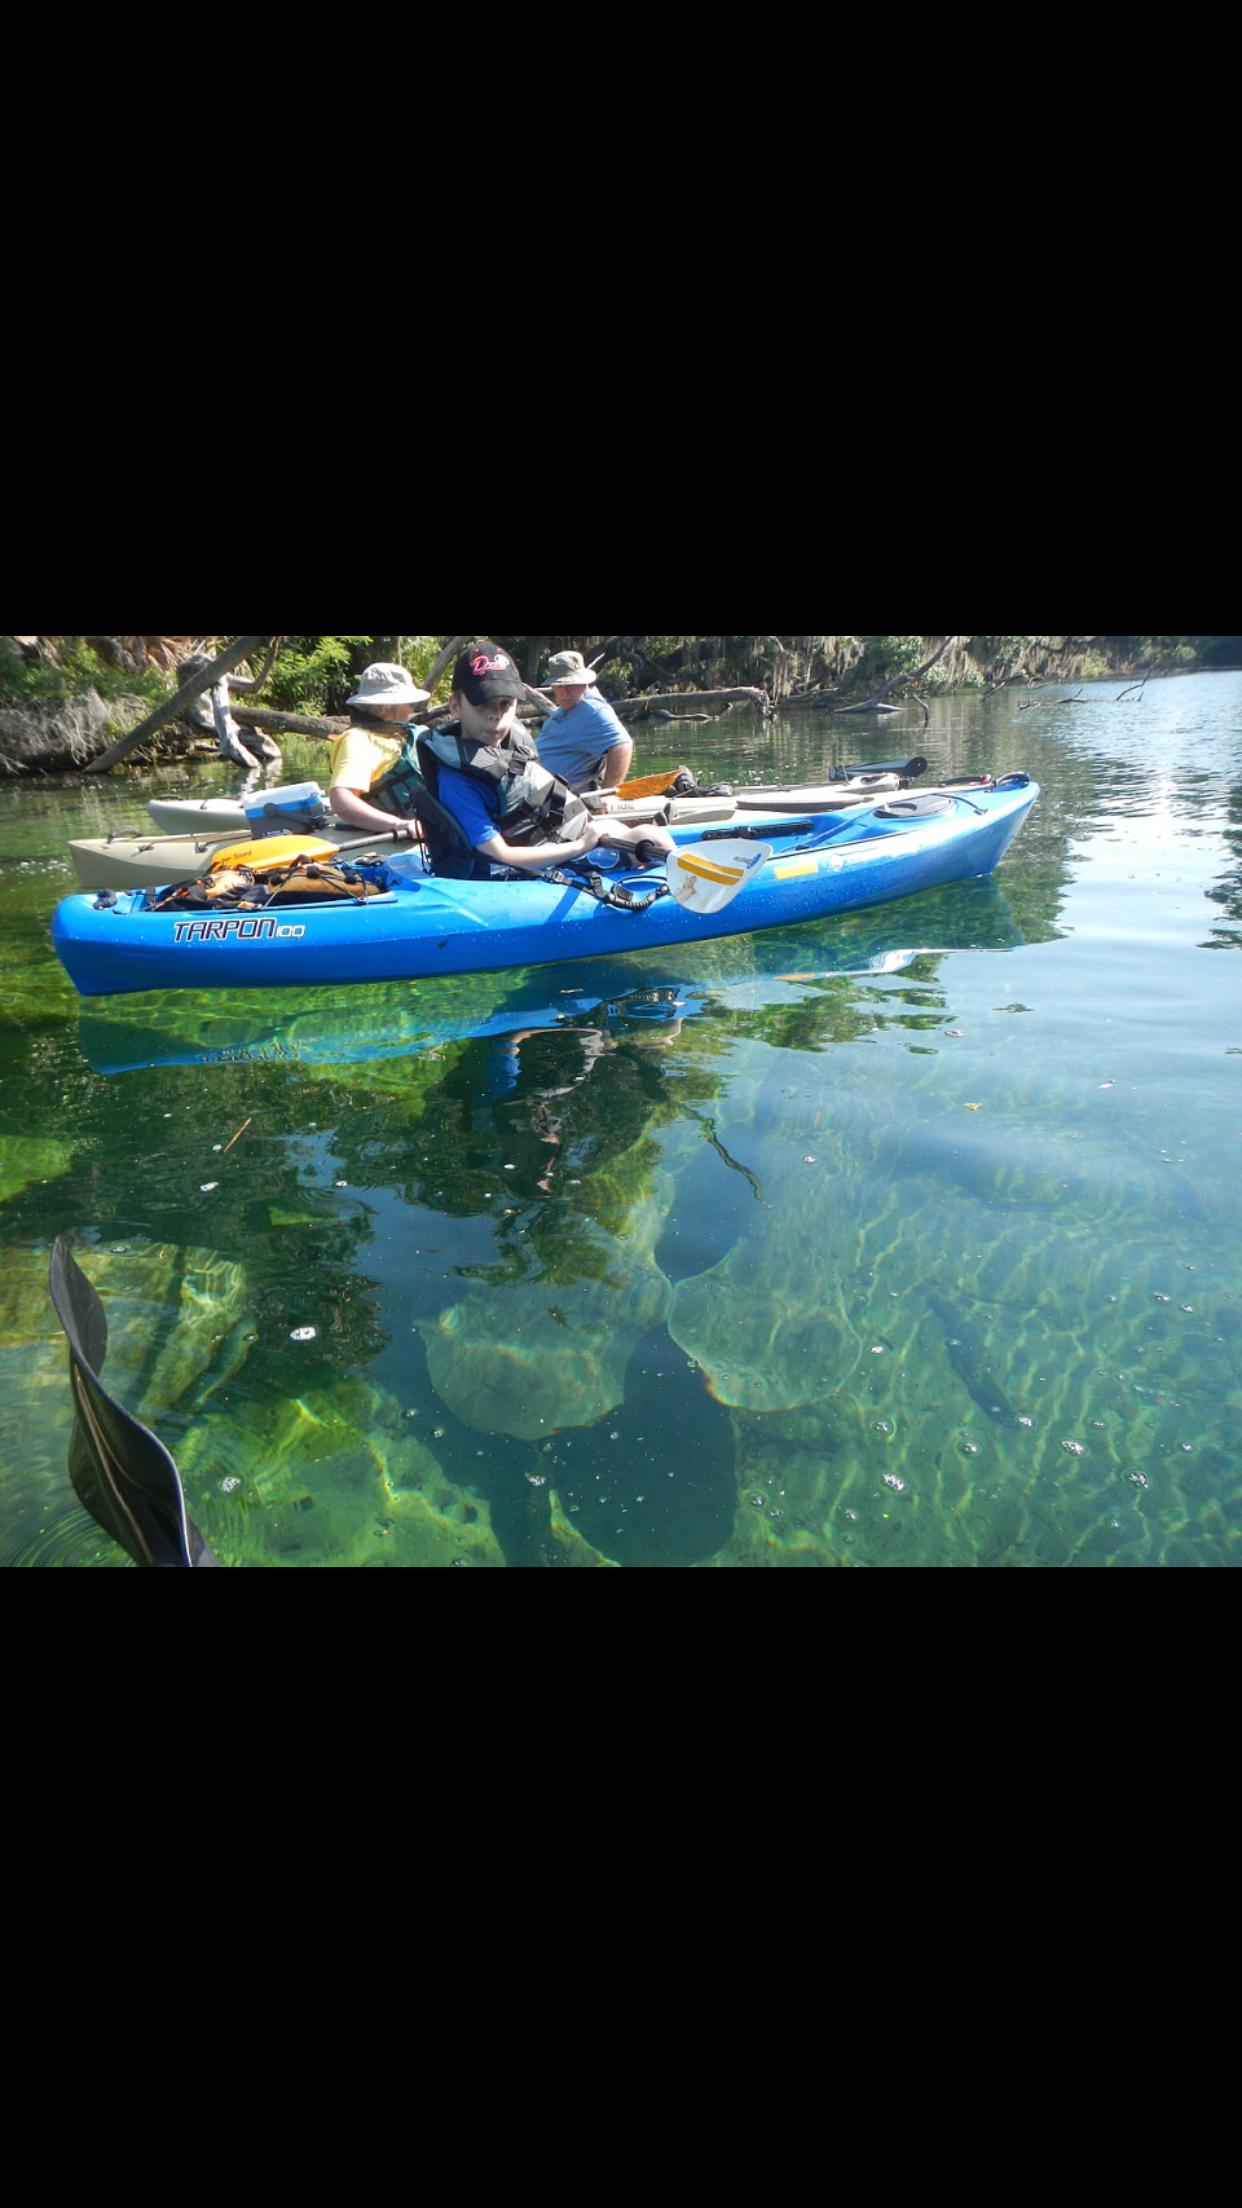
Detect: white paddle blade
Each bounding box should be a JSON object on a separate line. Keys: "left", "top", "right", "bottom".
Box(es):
{"left": 667, "top": 840, "right": 774, "bottom": 914}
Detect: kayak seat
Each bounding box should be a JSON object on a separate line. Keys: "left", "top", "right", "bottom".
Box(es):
{"left": 875, "top": 794, "right": 958, "bottom": 820}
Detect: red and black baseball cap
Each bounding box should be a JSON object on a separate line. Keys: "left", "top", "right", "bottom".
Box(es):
{"left": 454, "top": 642, "right": 527, "bottom": 706}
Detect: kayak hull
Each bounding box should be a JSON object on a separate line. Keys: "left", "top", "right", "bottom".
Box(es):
{"left": 52, "top": 784, "right": 1039, "bottom": 1000}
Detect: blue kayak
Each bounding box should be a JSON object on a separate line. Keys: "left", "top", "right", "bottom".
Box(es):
{"left": 51, "top": 780, "right": 1039, "bottom": 1000}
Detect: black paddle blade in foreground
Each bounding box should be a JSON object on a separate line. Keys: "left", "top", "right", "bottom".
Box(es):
{"left": 47, "top": 1238, "right": 221, "bottom": 1569}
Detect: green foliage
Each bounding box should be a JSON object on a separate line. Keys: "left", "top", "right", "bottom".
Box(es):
{"left": 266, "top": 636, "right": 446, "bottom": 713}
{"left": 5, "top": 636, "right": 1238, "bottom": 723}
{"left": 0, "top": 641, "right": 166, "bottom": 711}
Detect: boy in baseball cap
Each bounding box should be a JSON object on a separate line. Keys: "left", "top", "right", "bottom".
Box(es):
{"left": 420, "top": 642, "right": 674, "bottom": 880}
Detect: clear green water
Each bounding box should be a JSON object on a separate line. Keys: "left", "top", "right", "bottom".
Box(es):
{"left": 3, "top": 673, "right": 1240, "bottom": 1567}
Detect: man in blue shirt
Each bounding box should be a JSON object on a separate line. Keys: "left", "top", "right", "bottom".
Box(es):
{"left": 537, "top": 650, "right": 634, "bottom": 802}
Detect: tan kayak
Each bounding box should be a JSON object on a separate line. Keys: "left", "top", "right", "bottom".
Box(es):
{"left": 73, "top": 779, "right": 926, "bottom": 892}
{"left": 68, "top": 822, "right": 366, "bottom": 893}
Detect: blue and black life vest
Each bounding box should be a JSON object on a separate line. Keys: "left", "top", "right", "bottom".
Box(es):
{"left": 416, "top": 724, "right": 592, "bottom": 880}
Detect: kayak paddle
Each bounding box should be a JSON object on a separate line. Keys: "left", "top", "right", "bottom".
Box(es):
{"left": 667, "top": 839, "right": 775, "bottom": 914}
{"left": 48, "top": 1240, "right": 221, "bottom": 1569}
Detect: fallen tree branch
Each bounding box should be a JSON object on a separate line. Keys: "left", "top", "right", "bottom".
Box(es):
{"left": 812, "top": 635, "right": 960, "bottom": 713}
{"left": 423, "top": 635, "right": 469, "bottom": 699}
{"left": 232, "top": 704, "right": 348, "bottom": 739}
{"left": 213, "top": 677, "right": 282, "bottom": 770}
{"left": 614, "top": 687, "right": 771, "bottom": 722}
{"left": 226, "top": 636, "right": 285, "bottom": 695}
{"left": 86, "top": 635, "right": 272, "bottom": 773}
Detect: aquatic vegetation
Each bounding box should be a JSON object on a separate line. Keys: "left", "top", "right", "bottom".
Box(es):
{"left": 179, "top": 1379, "right": 506, "bottom": 1569}
{"left": 0, "top": 1240, "right": 251, "bottom": 1568}
{"left": 0, "top": 1135, "right": 75, "bottom": 1206}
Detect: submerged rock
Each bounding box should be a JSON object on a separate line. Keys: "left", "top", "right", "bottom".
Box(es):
{"left": 669, "top": 1187, "right": 863, "bottom": 1412}
{"left": 0, "top": 1241, "right": 248, "bottom": 1397}
{"left": 179, "top": 1379, "right": 505, "bottom": 1569}
{"left": 417, "top": 1180, "right": 674, "bottom": 1440}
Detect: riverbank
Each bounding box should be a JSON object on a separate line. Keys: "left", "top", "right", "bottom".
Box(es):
{"left": 6, "top": 635, "right": 1238, "bottom": 777}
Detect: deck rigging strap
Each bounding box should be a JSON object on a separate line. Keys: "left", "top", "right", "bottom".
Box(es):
{"left": 545, "top": 868, "right": 671, "bottom": 914}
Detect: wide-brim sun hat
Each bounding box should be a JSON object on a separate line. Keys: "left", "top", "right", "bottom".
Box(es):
{"left": 347, "top": 663, "right": 432, "bottom": 710}
{"left": 546, "top": 652, "right": 599, "bottom": 689}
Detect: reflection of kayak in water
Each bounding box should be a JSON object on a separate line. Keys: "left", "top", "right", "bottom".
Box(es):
{"left": 54, "top": 782, "right": 1039, "bottom": 1001}
{"left": 78, "top": 878, "right": 1029, "bottom": 1076}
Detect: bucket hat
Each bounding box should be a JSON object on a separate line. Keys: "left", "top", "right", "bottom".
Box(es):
{"left": 546, "top": 651, "right": 599, "bottom": 690}
{"left": 347, "top": 663, "right": 432, "bottom": 711}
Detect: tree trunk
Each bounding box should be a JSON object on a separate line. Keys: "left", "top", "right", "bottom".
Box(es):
{"left": 86, "top": 636, "right": 272, "bottom": 773}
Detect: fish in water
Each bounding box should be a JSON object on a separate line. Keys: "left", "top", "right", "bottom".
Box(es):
{"left": 927, "top": 1293, "right": 1020, "bottom": 1429}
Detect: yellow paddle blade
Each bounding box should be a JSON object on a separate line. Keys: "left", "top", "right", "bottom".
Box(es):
{"left": 668, "top": 840, "right": 773, "bottom": 914}
{"left": 209, "top": 835, "right": 339, "bottom": 873}
{"left": 618, "top": 770, "right": 680, "bottom": 801}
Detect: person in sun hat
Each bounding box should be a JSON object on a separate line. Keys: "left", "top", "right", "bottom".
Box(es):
{"left": 415, "top": 641, "right": 674, "bottom": 882}
{"left": 536, "top": 649, "right": 635, "bottom": 804}
{"left": 327, "top": 661, "right": 434, "bottom": 840}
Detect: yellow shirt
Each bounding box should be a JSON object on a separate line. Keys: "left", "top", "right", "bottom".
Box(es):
{"left": 328, "top": 725, "right": 404, "bottom": 795}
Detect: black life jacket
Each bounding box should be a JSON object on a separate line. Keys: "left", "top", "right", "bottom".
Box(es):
{"left": 417, "top": 724, "right": 592, "bottom": 880}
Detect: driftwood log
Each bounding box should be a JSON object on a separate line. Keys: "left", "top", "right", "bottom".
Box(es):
{"left": 613, "top": 688, "right": 771, "bottom": 723}
{"left": 87, "top": 635, "right": 272, "bottom": 773}
{"left": 810, "top": 636, "right": 959, "bottom": 718}
{"left": 212, "top": 677, "right": 283, "bottom": 771}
